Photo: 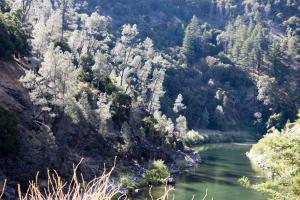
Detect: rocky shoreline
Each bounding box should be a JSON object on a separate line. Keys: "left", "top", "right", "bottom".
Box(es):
{"left": 116, "top": 149, "right": 201, "bottom": 196}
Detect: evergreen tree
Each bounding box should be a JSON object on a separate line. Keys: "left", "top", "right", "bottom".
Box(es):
{"left": 269, "top": 40, "right": 285, "bottom": 81}
{"left": 173, "top": 94, "right": 186, "bottom": 113}
{"left": 182, "top": 15, "right": 201, "bottom": 65}
{"left": 200, "top": 107, "right": 209, "bottom": 128}
{"left": 175, "top": 115, "right": 187, "bottom": 138}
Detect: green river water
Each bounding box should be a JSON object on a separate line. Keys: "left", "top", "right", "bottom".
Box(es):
{"left": 135, "top": 143, "right": 267, "bottom": 200}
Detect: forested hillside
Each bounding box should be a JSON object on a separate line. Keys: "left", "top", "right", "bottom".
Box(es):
{"left": 0, "top": 0, "right": 197, "bottom": 183}
{"left": 0, "top": 0, "right": 299, "bottom": 199}
{"left": 81, "top": 0, "right": 300, "bottom": 132}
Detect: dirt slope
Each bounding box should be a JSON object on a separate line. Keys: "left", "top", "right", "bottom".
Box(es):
{"left": 0, "top": 59, "right": 31, "bottom": 112}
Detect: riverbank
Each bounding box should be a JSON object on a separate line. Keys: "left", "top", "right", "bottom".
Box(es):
{"left": 196, "top": 129, "right": 259, "bottom": 144}
{"left": 246, "top": 118, "right": 300, "bottom": 199}
{"left": 121, "top": 130, "right": 260, "bottom": 196}
{"left": 116, "top": 148, "right": 202, "bottom": 195}
{"left": 133, "top": 143, "right": 266, "bottom": 200}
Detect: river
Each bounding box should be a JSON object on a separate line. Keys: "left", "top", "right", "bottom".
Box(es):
{"left": 134, "top": 143, "right": 266, "bottom": 200}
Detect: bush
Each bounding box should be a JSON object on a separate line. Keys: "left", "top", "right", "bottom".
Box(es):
{"left": 144, "top": 160, "right": 170, "bottom": 184}
{"left": 183, "top": 130, "right": 205, "bottom": 146}
{"left": 120, "top": 176, "right": 136, "bottom": 190}
{"left": 142, "top": 117, "right": 159, "bottom": 135}
{"left": 249, "top": 112, "right": 300, "bottom": 199}
{"left": 238, "top": 176, "right": 251, "bottom": 188}
{"left": 0, "top": 12, "right": 30, "bottom": 59}
{"left": 0, "top": 106, "right": 19, "bottom": 155}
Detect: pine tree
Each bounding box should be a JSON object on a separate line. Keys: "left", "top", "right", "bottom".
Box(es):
{"left": 96, "top": 93, "right": 111, "bottom": 135}
{"left": 175, "top": 115, "right": 187, "bottom": 138}
{"left": 286, "top": 28, "right": 299, "bottom": 57}
{"left": 112, "top": 24, "right": 139, "bottom": 88}
{"left": 210, "top": 105, "right": 226, "bottom": 130}
{"left": 200, "top": 107, "right": 209, "bottom": 128}
{"left": 92, "top": 50, "right": 110, "bottom": 88}
{"left": 173, "top": 94, "right": 186, "bottom": 113}
{"left": 148, "top": 65, "right": 166, "bottom": 114}
{"left": 21, "top": 44, "right": 79, "bottom": 120}
{"left": 182, "top": 16, "right": 201, "bottom": 65}
{"left": 269, "top": 40, "right": 285, "bottom": 81}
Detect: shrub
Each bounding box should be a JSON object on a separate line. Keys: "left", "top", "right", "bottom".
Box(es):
{"left": 120, "top": 176, "right": 136, "bottom": 190}
{"left": 145, "top": 160, "right": 170, "bottom": 184}
{"left": 142, "top": 117, "right": 159, "bottom": 135}
{"left": 183, "top": 130, "right": 205, "bottom": 146}
{"left": 238, "top": 176, "right": 251, "bottom": 188}
{"left": 248, "top": 112, "right": 300, "bottom": 199}
{"left": 0, "top": 106, "right": 19, "bottom": 156}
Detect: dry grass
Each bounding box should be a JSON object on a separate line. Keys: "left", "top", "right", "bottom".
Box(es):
{"left": 0, "top": 179, "right": 6, "bottom": 200}
{"left": 0, "top": 159, "right": 173, "bottom": 200}
{"left": 17, "top": 159, "right": 123, "bottom": 200}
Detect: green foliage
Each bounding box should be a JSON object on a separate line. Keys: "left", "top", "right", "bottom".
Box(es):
{"left": 183, "top": 130, "right": 205, "bottom": 147}
{"left": 95, "top": 77, "right": 121, "bottom": 95}
{"left": 0, "top": 1, "right": 7, "bottom": 12}
{"left": 87, "top": 0, "right": 233, "bottom": 49}
{"left": 78, "top": 54, "right": 95, "bottom": 83}
{"left": 111, "top": 92, "right": 132, "bottom": 128}
{"left": 0, "top": 106, "right": 20, "bottom": 156}
{"left": 269, "top": 40, "right": 286, "bottom": 82}
{"left": 266, "top": 113, "right": 286, "bottom": 130}
{"left": 183, "top": 16, "right": 221, "bottom": 65}
{"left": 227, "top": 14, "right": 268, "bottom": 70}
{"left": 238, "top": 176, "right": 251, "bottom": 188}
{"left": 144, "top": 160, "right": 170, "bottom": 184}
{"left": 78, "top": 67, "right": 93, "bottom": 83}
{"left": 161, "top": 59, "right": 257, "bottom": 131}
{"left": 249, "top": 113, "right": 300, "bottom": 199}
{"left": 142, "top": 116, "right": 159, "bottom": 134}
{"left": 142, "top": 116, "right": 168, "bottom": 146}
{"left": 120, "top": 176, "right": 136, "bottom": 190}
{"left": 54, "top": 40, "right": 72, "bottom": 53}
{"left": 209, "top": 105, "right": 227, "bottom": 131}
{"left": 0, "top": 11, "right": 30, "bottom": 59}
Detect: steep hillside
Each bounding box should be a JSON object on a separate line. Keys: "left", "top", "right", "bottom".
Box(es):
{"left": 83, "top": 0, "right": 240, "bottom": 48}
{"left": 0, "top": 59, "right": 195, "bottom": 179}
{"left": 0, "top": 60, "right": 31, "bottom": 112}
{"left": 0, "top": 0, "right": 299, "bottom": 198}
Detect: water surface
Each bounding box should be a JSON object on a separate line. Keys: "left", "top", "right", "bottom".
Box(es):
{"left": 135, "top": 143, "right": 266, "bottom": 200}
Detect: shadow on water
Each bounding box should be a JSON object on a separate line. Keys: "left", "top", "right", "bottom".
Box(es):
{"left": 134, "top": 143, "right": 267, "bottom": 200}
{"left": 180, "top": 174, "right": 238, "bottom": 186}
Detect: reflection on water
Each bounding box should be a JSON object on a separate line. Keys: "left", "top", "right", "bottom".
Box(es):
{"left": 134, "top": 143, "right": 266, "bottom": 200}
